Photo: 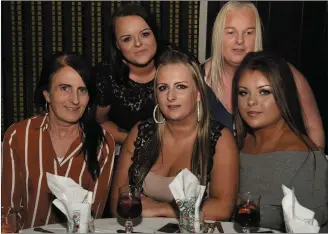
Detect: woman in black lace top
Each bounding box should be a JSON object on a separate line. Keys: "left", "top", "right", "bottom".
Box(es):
{"left": 93, "top": 3, "right": 167, "bottom": 144}
{"left": 110, "top": 47, "right": 239, "bottom": 220}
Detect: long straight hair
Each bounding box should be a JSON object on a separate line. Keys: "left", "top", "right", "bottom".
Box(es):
{"left": 209, "top": 1, "right": 263, "bottom": 101}
{"left": 153, "top": 46, "right": 211, "bottom": 185}
{"left": 34, "top": 52, "right": 105, "bottom": 180}
{"left": 232, "top": 51, "right": 312, "bottom": 151}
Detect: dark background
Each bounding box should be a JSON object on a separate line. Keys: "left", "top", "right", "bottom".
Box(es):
{"left": 2, "top": 1, "right": 328, "bottom": 152}
{"left": 206, "top": 1, "right": 328, "bottom": 152}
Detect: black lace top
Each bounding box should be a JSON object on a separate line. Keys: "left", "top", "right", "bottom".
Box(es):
{"left": 128, "top": 118, "right": 225, "bottom": 186}
{"left": 93, "top": 61, "right": 155, "bottom": 131}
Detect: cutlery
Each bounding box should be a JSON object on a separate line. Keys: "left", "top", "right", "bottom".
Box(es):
{"left": 117, "top": 229, "right": 141, "bottom": 233}
{"left": 254, "top": 231, "right": 273, "bottom": 233}
{"left": 33, "top": 227, "right": 54, "bottom": 233}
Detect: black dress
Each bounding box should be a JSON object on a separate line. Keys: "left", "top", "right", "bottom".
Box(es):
{"left": 93, "top": 61, "right": 155, "bottom": 132}
{"left": 200, "top": 64, "right": 233, "bottom": 132}
{"left": 128, "top": 118, "right": 225, "bottom": 186}
{"left": 93, "top": 61, "right": 156, "bottom": 218}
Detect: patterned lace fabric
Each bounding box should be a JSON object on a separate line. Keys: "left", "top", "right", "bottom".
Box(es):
{"left": 129, "top": 118, "right": 224, "bottom": 186}
{"left": 93, "top": 61, "right": 155, "bottom": 131}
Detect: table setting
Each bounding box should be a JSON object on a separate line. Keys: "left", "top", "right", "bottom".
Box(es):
{"left": 8, "top": 170, "right": 322, "bottom": 233}
{"left": 20, "top": 218, "right": 279, "bottom": 233}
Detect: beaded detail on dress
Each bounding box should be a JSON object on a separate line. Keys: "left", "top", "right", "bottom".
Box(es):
{"left": 128, "top": 118, "right": 224, "bottom": 186}
{"left": 94, "top": 61, "right": 154, "bottom": 111}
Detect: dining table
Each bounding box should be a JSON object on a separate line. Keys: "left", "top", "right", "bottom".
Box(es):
{"left": 20, "top": 217, "right": 280, "bottom": 233}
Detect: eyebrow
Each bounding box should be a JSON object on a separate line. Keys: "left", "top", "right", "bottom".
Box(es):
{"left": 119, "top": 28, "right": 151, "bottom": 39}
{"left": 157, "top": 81, "right": 189, "bottom": 86}
{"left": 239, "top": 84, "right": 271, "bottom": 89}
{"left": 224, "top": 26, "right": 256, "bottom": 30}
{"left": 58, "top": 84, "right": 86, "bottom": 88}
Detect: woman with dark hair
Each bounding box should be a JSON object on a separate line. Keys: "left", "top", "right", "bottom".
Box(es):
{"left": 1, "top": 52, "right": 115, "bottom": 230}
{"left": 203, "top": 1, "right": 325, "bottom": 150}
{"left": 232, "top": 51, "right": 328, "bottom": 232}
{"left": 94, "top": 3, "right": 168, "bottom": 146}
{"left": 110, "top": 46, "right": 239, "bottom": 220}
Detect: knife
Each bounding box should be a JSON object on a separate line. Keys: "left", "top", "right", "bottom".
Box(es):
{"left": 33, "top": 227, "right": 54, "bottom": 233}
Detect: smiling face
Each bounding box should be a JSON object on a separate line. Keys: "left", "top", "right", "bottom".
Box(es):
{"left": 156, "top": 63, "right": 200, "bottom": 122}
{"left": 43, "top": 66, "right": 89, "bottom": 125}
{"left": 222, "top": 7, "right": 256, "bottom": 67}
{"left": 115, "top": 15, "right": 157, "bottom": 67}
{"left": 237, "top": 69, "right": 283, "bottom": 130}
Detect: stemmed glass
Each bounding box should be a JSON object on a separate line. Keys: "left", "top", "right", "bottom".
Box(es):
{"left": 117, "top": 185, "right": 142, "bottom": 233}
{"left": 233, "top": 192, "right": 261, "bottom": 233}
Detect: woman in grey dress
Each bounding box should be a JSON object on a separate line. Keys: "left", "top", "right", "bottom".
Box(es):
{"left": 232, "top": 51, "right": 327, "bottom": 232}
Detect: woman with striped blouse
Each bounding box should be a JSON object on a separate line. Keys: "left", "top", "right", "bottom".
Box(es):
{"left": 1, "top": 52, "right": 115, "bottom": 230}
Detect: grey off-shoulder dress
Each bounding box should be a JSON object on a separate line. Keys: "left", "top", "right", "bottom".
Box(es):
{"left": 239, "top": 151, "right": 328, "bottom": 232}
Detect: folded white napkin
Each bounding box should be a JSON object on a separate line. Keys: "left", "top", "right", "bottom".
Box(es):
{"left": 46, "top": 173, "right": 93, "bottom": 233}
{"left": 281, "top": 184, "right": 320, "bottom": 233}
{"left": 169, "top": 168, "right": 206, "bottom": 232}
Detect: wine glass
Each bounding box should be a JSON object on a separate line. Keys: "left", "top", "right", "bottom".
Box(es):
{"left": 117, "top": 185, "right": 142, "bottom": 233}
{"left": 233, "top": 192, "right": 261, "bottom": 233}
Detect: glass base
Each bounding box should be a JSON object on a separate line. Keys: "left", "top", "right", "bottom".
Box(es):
{"left": 125, "top": 220, "right": 133, "bottom": 233}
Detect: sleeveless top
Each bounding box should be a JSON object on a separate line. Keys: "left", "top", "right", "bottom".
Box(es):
{"left": 128, "top": 118, "right": 225, "bottom": 187}
{"left": 93, "top": 61, "right": 155, "bottom": 131}
{"left": 200, "top": 64, "right": 233, "bottom": 132}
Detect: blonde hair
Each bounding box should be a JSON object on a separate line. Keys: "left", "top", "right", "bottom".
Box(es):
{"left": 209, "top": 1, "right": 263, "bottom": 100}
{"left": 153, "top": 47, "right": 210, "bottom": 185}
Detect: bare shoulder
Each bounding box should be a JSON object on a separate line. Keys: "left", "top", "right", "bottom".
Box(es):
{"left": 287, "top": 62, "right": 307, "bottom": 82}
{"left": 279, "top": 131, "right": 318, "bottom": 152}
{"left": 214, "top": 127, "right": 238, "bottom": 155}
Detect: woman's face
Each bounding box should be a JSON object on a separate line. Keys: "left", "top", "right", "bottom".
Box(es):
{"left": 222, "top": 7, "right": 256, "bottom": 67}
{"left": 237, "top": 69, "right": 283, "bottom": 130}
{"left": 156, "top": 63, "right": 200, "bottom": 122}
{"left": 43, "top": 66, "right": 89, "bottom": 125}
{"left": 115, "top": 15, "right": 157, "bottom": 67}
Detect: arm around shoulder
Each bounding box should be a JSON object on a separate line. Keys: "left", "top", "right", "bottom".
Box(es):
{"left": 109, "top": 121, "right": 140, "bottom": 217}
{"left": 96, "top": 106, "right": 128, "bottom": 144}
{"left": 202, "top": 128, "right": 239, "bottom": 220}
{"left": 289, "top": 63, "right": 325, "bottom": 150}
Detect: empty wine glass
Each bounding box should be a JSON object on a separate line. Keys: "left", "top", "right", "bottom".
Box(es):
{"left": 117, "top": 185, "right": 142, "bottom": 233}
{"left": 233, "top": 192, "right": 261, "bottom": 233}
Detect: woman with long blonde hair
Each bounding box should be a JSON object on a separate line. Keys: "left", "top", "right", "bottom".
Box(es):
{"left": 110, "top": 46, "right": 239, "bottom": 220}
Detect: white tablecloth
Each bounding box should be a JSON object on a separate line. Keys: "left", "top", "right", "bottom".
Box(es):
{"left": 20, "top": 218, "right": 279, "bottom": 233}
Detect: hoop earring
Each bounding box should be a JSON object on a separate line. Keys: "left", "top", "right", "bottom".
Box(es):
{"left": 197, "top": 101, "right": 200, "bottom": 122}
{"left": 153, "top": 104, "right": 165, "bottom": 124}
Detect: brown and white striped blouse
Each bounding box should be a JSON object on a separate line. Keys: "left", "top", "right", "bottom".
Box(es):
{"left": 1, "top": 114, "right": 115, "bottom": 229}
